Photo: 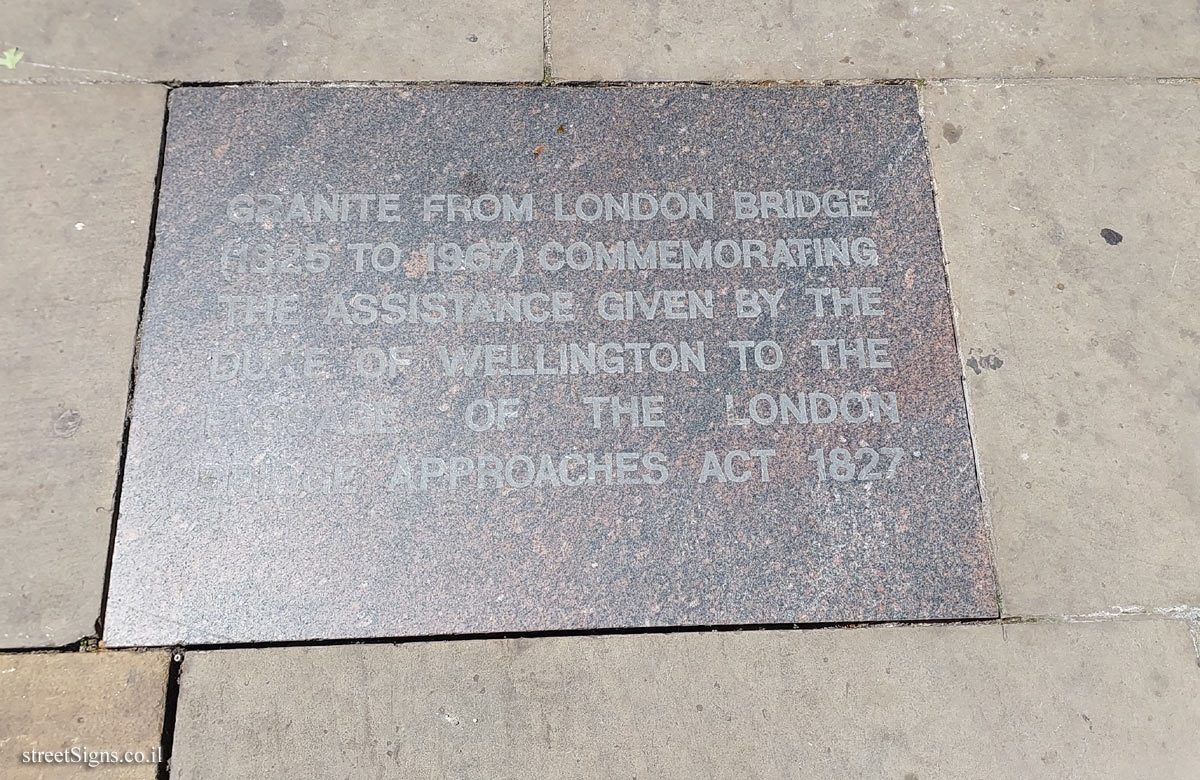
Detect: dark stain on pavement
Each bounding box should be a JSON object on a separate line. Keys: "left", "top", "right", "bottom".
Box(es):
{"left": 965, "top": 349, "right": 1003, "bottom": 375}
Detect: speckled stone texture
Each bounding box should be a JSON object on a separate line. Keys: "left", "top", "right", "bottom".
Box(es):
{"left": 105, "top": 86, "right": 995, "bottom": 646}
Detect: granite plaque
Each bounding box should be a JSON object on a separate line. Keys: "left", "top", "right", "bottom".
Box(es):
{"left": 105, "top": 86, "right": 996, "bottom": 646}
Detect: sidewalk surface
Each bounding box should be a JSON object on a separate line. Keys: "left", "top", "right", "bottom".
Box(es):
{"left": 1, "top": 2, "right": 1198, "bottom": 778}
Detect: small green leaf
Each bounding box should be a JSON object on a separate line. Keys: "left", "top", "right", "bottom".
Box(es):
{"left": 2, "top": 47, "right": 24, "bottom": 69}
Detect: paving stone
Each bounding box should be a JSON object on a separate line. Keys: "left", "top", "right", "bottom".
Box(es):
{"left": 0, "top": 650, "right": 169, "bottom": 779}
{"left": 923, "top": 82, "right": 1200, "bottom": 615}
{"left": 105, "top": 85, "right": 994, "bottom": 646}
{"left": 0, "top": 85, "right": 166, "bottom": 648}
{"left": 553, "top": 1, "right": 1200, "bottom": 81}
{"left": 170, "top": 620, "right": 1200, "bottom": 779}
{"left": 0, "top": 0, "right": 542, "bottom": 83}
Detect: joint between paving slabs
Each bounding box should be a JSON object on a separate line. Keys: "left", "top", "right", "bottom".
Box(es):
{"left": 7, "top": 612, "right": 1197, "bottom": 671}
{"left": 94, "top": 88, "right": 172, "bottom": 645}
{"left": 78, "top": 609, "right": 1200, "bottom": 653}
{"left": 913, "top": 85, "right": 1005, "bottom": 618}
{"left": 542, "top": 0, "right": 553, "bottom": 84}
{"left": 6, "top": 75, "right": 1200, "bottom": 89}
{"left": 0, "top": 637, "right": 106, "bottom": 655}
{"left": 152, "top": 648, "right": 184, "bottom": 780}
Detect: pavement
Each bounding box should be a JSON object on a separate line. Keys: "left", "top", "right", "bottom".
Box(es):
{"left": 1, "top": 2, "right": 1198, "bottom": 778}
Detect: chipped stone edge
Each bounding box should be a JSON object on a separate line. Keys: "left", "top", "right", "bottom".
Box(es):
{"left": 1004, "top": 606, "right": 1200, "bottom": 666}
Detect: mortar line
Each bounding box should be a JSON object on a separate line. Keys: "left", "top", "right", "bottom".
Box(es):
{"left": 0, "top": 641, "right": 103, "bottom": 655}
{"left": 542, "top": 0, "right": 552, "bottom": 83}
{"left": 3, "top": 75, "right": 1198, "bottom": 89}
{"left": 94, "top": 86, "right": 172, "bottom": 641}
{"left": 1186, "top": 622, "right": 1200, "bottom": 666}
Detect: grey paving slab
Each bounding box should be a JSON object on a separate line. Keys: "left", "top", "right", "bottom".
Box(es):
{"left": 0, "top": 85, "right": 166, "bottom": 648}
{"left": 171, "top": 620, "right": 1200, "bottom": 779}
{"left": 553, "top": 1, "right": 1200, "bottom": 81}
{"left": 0, "top": 650, "right": 169, "bottom": 779}
{"left": 924, "top": 82, "right": 1200, "bottom": 616}
{"left": 105, "top": 85, "right": 994, "bottom": 647}
{"left": 0, "top": 0, "right": 542, "bottom": 83}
